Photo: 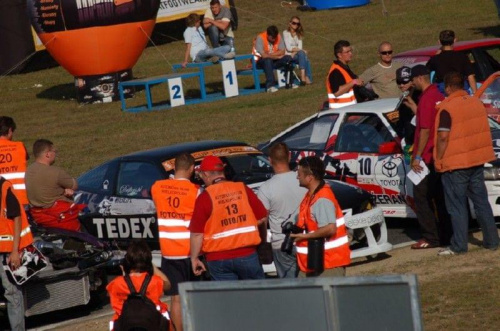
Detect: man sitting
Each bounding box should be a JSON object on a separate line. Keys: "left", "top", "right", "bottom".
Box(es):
{"left": 252, "top": 25, "right": 294, "bottom": 93}
{"left": 203, "top": 0, "right": 235, "bottom": 55}
{"left": 25, "top": 139, "right": 83, "bottom": 231}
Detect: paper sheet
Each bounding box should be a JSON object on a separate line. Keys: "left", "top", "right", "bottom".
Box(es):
{"left": 407, "top": 160, "right": 429, "bottom": 185}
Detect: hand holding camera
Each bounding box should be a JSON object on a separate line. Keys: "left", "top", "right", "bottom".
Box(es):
{"left": 280, "top": 221, "right": 304, "bottom": 254}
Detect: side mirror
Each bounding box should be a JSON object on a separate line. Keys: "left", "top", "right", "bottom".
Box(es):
{"left": 378, "top": 141, "right": 401, "bottom": 155}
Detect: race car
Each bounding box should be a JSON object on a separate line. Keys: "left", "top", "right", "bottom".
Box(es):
{"left": 393, "top": 38, "right": 500, "bottom": 83}
{"left": 258, "top": 99, "right": 500, "bottom": 219}
{"left": 75, "top": 140, "right": 391, "bottom": 268}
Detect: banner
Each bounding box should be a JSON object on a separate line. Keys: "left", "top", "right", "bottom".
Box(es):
{"left": 156, "top": 0, "right": 227, "bottom": 23}
{"left": 32, "top": 0, "right": 227, "bottom": 51}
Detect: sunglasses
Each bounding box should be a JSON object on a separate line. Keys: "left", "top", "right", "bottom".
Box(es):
{"left": 290, "top": 21, "right": 300, "bottom": 26}
{"left": 380, "top": 50, "right": 393, "bottom": 55}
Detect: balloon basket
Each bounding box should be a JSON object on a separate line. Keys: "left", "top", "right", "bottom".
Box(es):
{"left": 75, "top": 69, "right": 134, "bottom": 104}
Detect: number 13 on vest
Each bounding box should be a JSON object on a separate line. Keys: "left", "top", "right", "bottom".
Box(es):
{"left": 222, "top": 60, "right": 239, "bottom": 98}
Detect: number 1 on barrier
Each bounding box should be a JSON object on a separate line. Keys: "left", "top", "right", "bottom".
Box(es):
{"left": 222, "top": 60, "right": 239, "bottom": 98}
{"left": 168, "top": 77, "right": 185, "bottom": 107}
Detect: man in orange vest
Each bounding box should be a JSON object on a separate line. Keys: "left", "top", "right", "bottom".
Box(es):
{"left": 189, "top": 155, "right": 267, "bottom": 280}
{"left": 252, "top": 25, "right": 293, "bottom": 93}
{"left": 151, "top": 153, "right": 201, "bottom": 331}
{"left": 434, "top": 72, "right": 500, "bottom": 255}
{"left": 326, "top": 40, "right": 363, "bottom": 109}
{"left": 0, "top": 177, "right": 33, "bottom": 330}
{"left": 291, "top": 156, "right": 350, "bottom": 277}
{"left": 25, "top": 139, "right": 83, "bottom": 231}
{"left": 0, "top": 116, "right": 29, "bottom": 205}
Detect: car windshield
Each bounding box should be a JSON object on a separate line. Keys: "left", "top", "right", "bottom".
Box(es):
{"left": 478, "top": 76, "right": 500, "bottom": 123}
{"left": 469, "top": 46, "right": 500, "bottom": 81}
{"left": 222, "top": 154, "right": 273, "bottom": 184}
{"left": 188, "top": 153, "right": 273, "bottom": 186}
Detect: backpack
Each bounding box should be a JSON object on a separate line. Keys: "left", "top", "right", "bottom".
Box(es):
{"left": 113, "top": 274, "right": 170, "bottom": 331}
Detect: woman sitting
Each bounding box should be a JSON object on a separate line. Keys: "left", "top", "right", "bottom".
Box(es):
{"left": 283, "top": 16, "right": 312, "bottom": 85}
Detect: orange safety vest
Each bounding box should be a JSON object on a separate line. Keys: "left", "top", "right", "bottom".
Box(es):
{"left": 252, "top": 31, "right": 282, "bottom": 61}
{"left": 0, "top": 140, "right": 28, "bottom": 205}
{"left": 326, "top": 63, "right": 357, "bottom": 109}
{"left": 151, "top": 179, "right": 199, "bottom": 259}
{"left": 296, "top": 185, "right": 350, "bottom": 273}
{"left": 434, "top": 90, "right": 496, "bottom": 172}
{"left": 202, "top": 181, "right": 261, "bottom": 253}
{"left": 0, "top": 178, "right": 33, "bottom": 253}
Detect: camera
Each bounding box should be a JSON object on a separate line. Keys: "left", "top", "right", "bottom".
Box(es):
{"left": 281, "top": 221, "right": 303, "bottom": 254}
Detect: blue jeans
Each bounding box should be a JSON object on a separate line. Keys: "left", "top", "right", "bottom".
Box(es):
{"left": 272, "top": 248, "right": 298, "bottom": 278}
{"left": 257, "top": 55, "right": 293, "bottom": 89}
{"left": 441, "top": 166, "right": 500, "bottom": 253}
{"left": 206, "top": 251, "right": 265, "bottom": 280}
{"left": 194, "top": 45, "right": 231, "bottom": 63}
{"left": 292, "top": 50, "right": 312, "bottom": 81}
{"left": 206, "top": 25, "right": 234, "bottom": 49}
{"left": 1, "top": 254, "right": 25, "bottom": 331}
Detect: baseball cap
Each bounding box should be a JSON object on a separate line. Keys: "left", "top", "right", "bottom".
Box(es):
{"left": 199, "top": 155, "right": 224, "bottom": 171}
{"left": 410, "top": 64, "right": 430, "bottom": 79}
{"left": 396, "top": 66, "right": 411, "bottom": 84}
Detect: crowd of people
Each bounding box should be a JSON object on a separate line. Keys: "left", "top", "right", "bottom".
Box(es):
{"left": 1, "top": 1, "right": 500, "bottom": 328}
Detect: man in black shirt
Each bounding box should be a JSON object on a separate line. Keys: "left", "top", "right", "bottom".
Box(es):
{"left": 426, "top": 30, "right": 476, "bottom": 94}
{"left": 326, "top": 40, "right": 364, "bottom": 109}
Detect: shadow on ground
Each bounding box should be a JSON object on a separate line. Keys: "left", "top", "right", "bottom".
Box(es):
{"left": 470, "top": 25, "right": 500, "bottom": 38}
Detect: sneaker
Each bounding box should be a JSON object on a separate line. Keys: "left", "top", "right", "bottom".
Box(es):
{"left": 291, "top": 83, "right": 299, "bottom": 89}
{"left": 267, "top": 86, "right": 278, "bottom": 93}
{"left": 223, "top": 52, "right": 236, "bottom": 59}
{"left": 411, "top": 239, "right": 437, "bottom": 249}
{"left": 437, "top": 247, "right": 456, "bottom": 256}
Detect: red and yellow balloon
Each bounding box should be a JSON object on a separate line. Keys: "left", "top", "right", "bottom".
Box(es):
{"left": 28, "top": 0, "right": 160, "bottom": 103}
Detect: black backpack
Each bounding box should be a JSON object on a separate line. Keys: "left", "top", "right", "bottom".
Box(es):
{"left": 113, "top": 274, "right": 170, "bottom": 331}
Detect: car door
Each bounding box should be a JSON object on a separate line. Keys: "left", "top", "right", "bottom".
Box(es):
{"left": 331, "top": 112, "right": 414, "bottom": 218}
{"left": 81, "top": 160, "right": 166, "bottom": 249}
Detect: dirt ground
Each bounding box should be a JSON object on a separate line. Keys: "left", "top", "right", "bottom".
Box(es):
{"left": 50, "top": 230, "right": 500, "bottom": 331}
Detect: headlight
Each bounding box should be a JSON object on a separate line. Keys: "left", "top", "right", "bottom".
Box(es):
{"left": 484, "top": 167, "right": 500, "bottom": 180}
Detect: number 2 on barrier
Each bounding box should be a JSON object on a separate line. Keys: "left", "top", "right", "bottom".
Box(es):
{"left": 172, "top": 85, "right": 181, "bottom": 99}
{"left": 168, "top": 77, "right": 185, "bottom": 107}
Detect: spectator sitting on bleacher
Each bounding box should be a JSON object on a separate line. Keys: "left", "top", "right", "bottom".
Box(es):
{"left": 252, "top": 25, "right": 294, "bottom": 93}
{"left": 203, "top": 0, "right": 235, "bottom": 56}
{"left": 283, "top": 16, "right": 312, "bottom": 85}
{"left": 182, "top": 13, "right": 233, "bottom": 68}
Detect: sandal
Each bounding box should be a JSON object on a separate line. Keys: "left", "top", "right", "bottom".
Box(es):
{"left": 411, "top": 239, "right": 438, "bottom": 249}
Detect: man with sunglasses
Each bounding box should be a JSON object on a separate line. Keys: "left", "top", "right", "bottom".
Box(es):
{"left": 359, "top": 42, "right": 402, "bottom": 98}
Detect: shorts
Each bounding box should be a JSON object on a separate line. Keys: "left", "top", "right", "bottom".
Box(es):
{"left": 161, "top": 257, "right": 199, "bottom": 296}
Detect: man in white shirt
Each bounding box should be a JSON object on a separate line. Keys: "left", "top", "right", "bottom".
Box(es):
{"left": 257, "top": 143, "right": 306, "bottom": 278}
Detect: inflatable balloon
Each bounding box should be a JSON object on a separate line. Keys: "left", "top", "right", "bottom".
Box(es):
{"left": 27, "top": 0, "right": 160, "bottom": 103}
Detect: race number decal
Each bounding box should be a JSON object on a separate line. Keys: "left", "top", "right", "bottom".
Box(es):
{"left": 358, "top": 158, "right": 372, "bottom": 176}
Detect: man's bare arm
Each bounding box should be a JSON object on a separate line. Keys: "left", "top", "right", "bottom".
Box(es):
{"left": 190, "top": 233, "right": 206, "bottom": 275}
{"left": 468, "top": 74, "right": 477, "bottom": 94}
{"left": 435, "top": 130, "right": 450, "bottom": 161}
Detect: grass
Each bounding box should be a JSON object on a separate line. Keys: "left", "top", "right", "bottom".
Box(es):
{"left": 2, "top": 2, "right": 500, "bottom": 327}
{"left": 2, "top": 0, "right": 500, "bottom": 176}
